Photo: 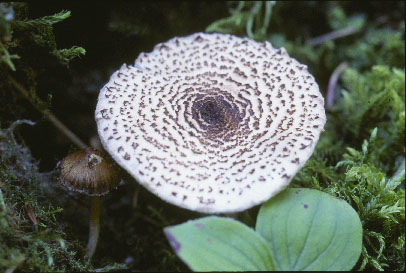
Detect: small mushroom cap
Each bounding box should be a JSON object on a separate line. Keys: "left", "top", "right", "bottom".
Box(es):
{"left": 95, "top": 32, "right": 326, "bottom": 213}
{"left": 58, "top": 147, "right": 120, "bottom": 196}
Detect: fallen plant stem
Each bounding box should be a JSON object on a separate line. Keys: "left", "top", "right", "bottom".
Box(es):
{"left": 8, "top": 75, "right": 87, "bottom": 149}
{"left": 327, "top": 62, "right": 348, "bottom": 109}
{"left": 307, "top": 26, "right": 360, "bottom": 46}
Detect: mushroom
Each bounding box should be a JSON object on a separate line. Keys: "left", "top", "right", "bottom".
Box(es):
{"left": 95, "top": 32, "right": 326, "bottom": 214}
{"left": 58, "top": 147, "right": 120, "bottom": 259}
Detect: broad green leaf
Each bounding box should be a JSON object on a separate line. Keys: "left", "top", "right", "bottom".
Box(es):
{"left": 164, "top": 216, "right": 274, "bottom": 271}
{"left": 256, "top": 188, "right": 362, "bottom": 271}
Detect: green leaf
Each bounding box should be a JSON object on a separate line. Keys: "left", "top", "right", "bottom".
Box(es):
{"left": 256, "top": 188, "right": 363, "bottom": 271}
{"left": 164, "top": 216, "right": 274, "bottom": 271}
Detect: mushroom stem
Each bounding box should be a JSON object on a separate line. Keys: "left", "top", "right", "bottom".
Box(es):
{"left": 8, "top": 75, "right": 87, "bottom": 149}
{"left": 86, "top": 196, "right": 100, "bottom": 259}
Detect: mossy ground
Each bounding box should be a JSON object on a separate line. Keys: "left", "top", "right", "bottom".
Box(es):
{"left": 0, "top": 2, "right": 404, "bottom": 271}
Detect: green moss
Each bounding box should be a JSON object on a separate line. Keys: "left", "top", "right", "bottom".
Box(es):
{"left": 0, "top": 120, "right": 84, "bottom": 272}
{"left": 10, "top": 9, "right": 85, "bottom": 67}
{"left": 333, "top": 66, "right": 405, "bottom": 172}
{"left": 53, "top": 46, "right": 86, "bottom": 67}
{"left": 10, "top": 9, "right": 86, "bottom": 67}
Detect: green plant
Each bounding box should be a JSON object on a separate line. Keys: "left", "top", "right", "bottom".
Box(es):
{"left": 164, "top": 188, "right": 363, "bottom": 271}
{"left": 206, "top": 1, "right": 276, "bottom": 41}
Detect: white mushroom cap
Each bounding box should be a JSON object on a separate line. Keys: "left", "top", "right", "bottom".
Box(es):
{"left": 95, "top": 32, "right": 326, "bottom": 213}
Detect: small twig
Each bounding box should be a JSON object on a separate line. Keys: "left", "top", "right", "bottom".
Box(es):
{"left": 327, "top": 62, "right": 348, "bottom": 109}
{"left": 306, "top": 26, "right": 360, "bottom": 46}
{"left": 8, "top": 75, "right": 87, "bottom": 149}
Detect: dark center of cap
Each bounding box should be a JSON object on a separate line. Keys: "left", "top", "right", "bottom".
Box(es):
{"left": 200, "top": 101, "right": 225, "bottom": 125}
{"left": 190, "top": 94, "right": 244, "bottom": 141}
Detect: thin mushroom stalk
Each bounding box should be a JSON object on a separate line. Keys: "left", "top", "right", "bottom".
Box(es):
{"left": 58, "top": 148, "right": 120, "bottom": 260}
{"left": 86, "top": 196, "right": 100, "bottom": 259}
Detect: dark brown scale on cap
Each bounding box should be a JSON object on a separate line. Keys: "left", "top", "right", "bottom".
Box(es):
{"left": 58, "top": 147, "right": 120, "bottom": 196}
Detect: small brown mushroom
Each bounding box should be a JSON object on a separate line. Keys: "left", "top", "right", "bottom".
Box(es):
{"left": 58, "top": 147, "right": 120, "bottom": 259}
{"left": 95, "top": 32, "right": 326, "bottom": 214}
